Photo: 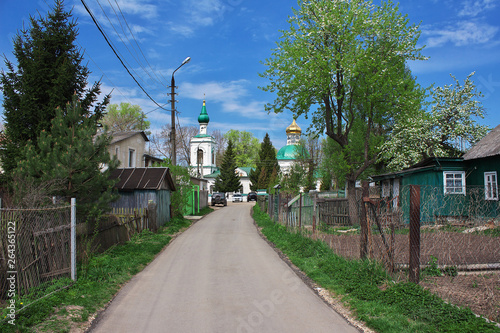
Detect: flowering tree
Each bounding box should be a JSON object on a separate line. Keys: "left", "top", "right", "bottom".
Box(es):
{"left": 379, "top": 73, "right": 489, "bottom": 170}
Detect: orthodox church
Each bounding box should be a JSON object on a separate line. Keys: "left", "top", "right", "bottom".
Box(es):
{"left": 277, "top": 119, "right": 305, "bottom": 174}
{"left": 189, "top": 101, "right": 252, "bottom": 194}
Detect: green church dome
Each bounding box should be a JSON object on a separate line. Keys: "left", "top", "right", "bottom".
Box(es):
{"left": 198, "top": 100, "right": 210, "bottom": 124}
{"left": 277, "top": 145, "right": 300, "bottom": 160}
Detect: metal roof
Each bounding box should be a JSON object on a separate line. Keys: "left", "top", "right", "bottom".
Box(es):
{"left": 462, "top": 124, "right": 500, "bottom": 160}
{"left": 110, "top": 131, "right": 149, "bottom": 144}
{"left": 110, "top": 167, "right": 176, "bottom": 191}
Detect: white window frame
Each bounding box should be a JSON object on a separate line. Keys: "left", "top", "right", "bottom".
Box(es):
{"left": 485, "top": 171, "right": 498, "bottom": 201}
{"left": 443, "top": 171, "right": 466, "bottom": 195}
{"left": 128, "top": 148, "right": 136, "bottom": 168}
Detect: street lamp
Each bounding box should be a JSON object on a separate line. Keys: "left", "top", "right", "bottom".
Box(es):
{"left": 169, "top": 56, "right": 191, "bottom": 165}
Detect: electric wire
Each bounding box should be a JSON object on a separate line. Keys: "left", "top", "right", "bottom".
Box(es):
{"left": 80, "top": 0, "right": 166, "bottom": 110}
{"left": 112, "top": 0, "right": 169, "bottom": 90}
{"left": 93, "top": 0, "right": 155, "bottom": 91}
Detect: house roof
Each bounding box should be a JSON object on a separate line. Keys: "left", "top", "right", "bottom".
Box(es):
{"left": 110, "top": 167, "right": 176, "bottom": 191}
{"left": 462, "top": 124, "right": 500, "bottom": 161}
{"left": 110, "top": 131, "right": 149, "bottom": 144}
{"left": 371, "top": 157, "right": 464, "bottom": 182}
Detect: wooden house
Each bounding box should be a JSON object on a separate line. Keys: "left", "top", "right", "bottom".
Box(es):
{"left": 371, "top": 125, "right": 500, "bottom": 224}
{"left": 109, "top": 167, "right": 176, "bottom": 227}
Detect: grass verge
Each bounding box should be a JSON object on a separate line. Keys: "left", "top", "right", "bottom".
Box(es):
{"left": 0, "top": 217, "right": 191, "bottom": 332}
{"left": 253, "top": 205, "right": 500, "bottom": 333}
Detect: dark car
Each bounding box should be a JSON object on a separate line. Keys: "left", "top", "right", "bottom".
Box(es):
{"left": 247, "top": 192, "right": 257, "bottom": 202}
{"left": 211, "top": 192, "right": 227, "bottom": 206}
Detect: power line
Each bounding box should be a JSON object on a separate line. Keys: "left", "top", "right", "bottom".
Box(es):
{"left": 112, "top": 0, "right": 169, "bottom": 90}
{"left": 80, "top": 0, "right": 166, "bottom": 111}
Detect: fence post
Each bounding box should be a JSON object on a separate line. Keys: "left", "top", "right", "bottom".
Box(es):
{"left": 360, "top": 181, "right": 369, "bottom": 259}
{"left": 148, "top": 201, "right": 157, "bottom": 232}
{"left": 299, "top": 192, "right": 302, "bottom": 230}
{"left": 71, "top": 198, "right": 76, "bottom": 281}
{"left": 409, "top": 185, "right": 421, "bottom": 284}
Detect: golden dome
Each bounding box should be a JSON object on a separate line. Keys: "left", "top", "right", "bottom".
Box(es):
{"left": 286, "top": 119, "right": 302, "bottom": 134}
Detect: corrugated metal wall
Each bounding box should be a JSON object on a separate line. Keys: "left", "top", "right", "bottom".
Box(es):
{"left": 111, "top": 190, "right": 172, "bottom": 227}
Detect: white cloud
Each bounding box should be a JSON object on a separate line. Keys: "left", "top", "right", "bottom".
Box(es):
{"left": 423, "top": 21, "right": 498, "bottom": 47}
{"left": 458, "top": 0, "right": 497, "bottom": 17}
{"left": 181, "top": 80, "right": 271, "bottom": 119}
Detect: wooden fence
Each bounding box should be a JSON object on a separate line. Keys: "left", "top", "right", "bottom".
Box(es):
{"left": 0, "top": 205, "right": 72, "bottom": 298}
{"left": 111, "top": 204, "right": 157, "bottom": 236}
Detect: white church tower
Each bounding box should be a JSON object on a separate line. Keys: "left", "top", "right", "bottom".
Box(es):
{"left": 190, "top": 100, "right": 217, "bottom": 177}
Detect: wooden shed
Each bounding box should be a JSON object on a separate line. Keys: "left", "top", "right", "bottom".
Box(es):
{"left": 109, "top": 167, "right": 176, "bottom": 227}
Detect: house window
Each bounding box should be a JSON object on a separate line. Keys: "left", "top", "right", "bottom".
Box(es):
{"left": 128, "top": 149, "right": 136, "bottom": 168}
{"left": 444, "top": 171, "right": 465, "bottom": 195}
{"left": 485, "top": 172, "right": 498, "bottom": 201}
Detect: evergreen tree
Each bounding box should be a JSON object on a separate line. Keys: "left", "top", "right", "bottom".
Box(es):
{"left": 249, "top": 133, "right": 280, "bottom": 191}
{"left": 14, "top": 95, "right": 119, "bottom": 217}
{"left": 214, "top": 140, "right": 241, "bottom": 193}
{"left": 0, "top": 0, "right": 108, "bottom": 176}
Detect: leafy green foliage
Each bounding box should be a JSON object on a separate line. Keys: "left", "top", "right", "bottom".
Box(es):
{"left": 253, "top": 204, "right": 499, "bottom": 332}
{"left": 214, "top": 140, "right": 242, "bottom": 192}
{"left": 154, "top": 160, "right": 193, "bottom": 218}
{"left": 101, "top": 102, "right": 151, "bottom": 134}
{"left": 260, "top": 0, "right": 426, "bottom": 224}
{"left": 13, "top": 95, "right": 119, "bottom": 217}
{"left": 223, "top": 130, "right": 260, "bottom": 168}
{"left": 0, "top": 0, "right": 108, "bottom": 177}
{"left": 249, "top": 133, "right": 280, "bottom": 191}
{"left": 422, "top": 255, "right": 443, "bottom": 277}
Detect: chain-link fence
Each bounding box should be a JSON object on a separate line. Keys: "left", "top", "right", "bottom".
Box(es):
{"left": 0, "top": 204, "right": 73, "bottom": 301}
{"left": 263, "top": 185, "right": 500, "bottom": 321}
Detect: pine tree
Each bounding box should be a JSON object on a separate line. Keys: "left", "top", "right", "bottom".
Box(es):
{"left": 214, "top": 140, "right": 241, "bottom": 193}
{"left": 249, "top": 133, "right": 280, "bottom": 191}
{"left": 0, "top": 0, "right": 108, "bottom": 176}
{"left": 14, "top": 95, "right": 119, "bottom": 217}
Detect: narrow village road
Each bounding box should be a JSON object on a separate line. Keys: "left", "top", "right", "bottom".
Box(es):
{"left": 90, "top": 202, "right": 359, "bottom": 333}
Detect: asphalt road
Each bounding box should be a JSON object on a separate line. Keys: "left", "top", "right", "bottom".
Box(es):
{"left": 90, "top": 202, "right": 359, "bottom": 333}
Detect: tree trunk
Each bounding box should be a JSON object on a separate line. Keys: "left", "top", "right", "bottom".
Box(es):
{"left": 346, "top": 177, "right": 359, "bottom": 226}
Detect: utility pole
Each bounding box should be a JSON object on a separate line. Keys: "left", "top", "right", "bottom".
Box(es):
{"left": 168, "top": 57, "right": 191, "bottom": 165}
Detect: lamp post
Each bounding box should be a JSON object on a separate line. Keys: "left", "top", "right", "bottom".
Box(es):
{"left": 170, "top": 57, "right": 191, "bottom": 165}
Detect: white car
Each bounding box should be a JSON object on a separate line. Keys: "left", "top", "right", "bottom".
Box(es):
{"left": 232, "top": 194, "right": 243, "bottom": 202}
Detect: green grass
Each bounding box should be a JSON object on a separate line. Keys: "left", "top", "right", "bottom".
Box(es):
{"left": 193, "top": 206, "right": 214, "bottom": 216}
{"left": 253, "top": 205, "right": 500, "bottom": 333}
{"left": 0, "top": 217, "right": 191, "bottom": 332}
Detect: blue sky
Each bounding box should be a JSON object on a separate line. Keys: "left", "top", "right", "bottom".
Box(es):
{"left": 1, "top": 0, "right": 499, "bottom": 152}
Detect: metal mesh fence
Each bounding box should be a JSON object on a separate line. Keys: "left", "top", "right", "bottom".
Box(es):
{"left": 0, "top": 205, "right": 72, "bottom": 300}
{"left": 263, "top": 185, "right": 499, "bottom": 321}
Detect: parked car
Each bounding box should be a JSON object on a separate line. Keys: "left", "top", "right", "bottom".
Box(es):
{"left": 247, "top": 192, "right": 257, "bottom": 202}
{"left": 211, "top": 192, "right": 227, "bottom": 206}
{"left": 232, "top": 193, "right": 243, "bottom": 202}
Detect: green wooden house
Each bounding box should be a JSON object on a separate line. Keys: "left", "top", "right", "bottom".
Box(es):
{"left": 371, "top": 124, "right": 500, "bottom": 225}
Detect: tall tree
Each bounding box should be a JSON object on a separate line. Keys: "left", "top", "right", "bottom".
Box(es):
{"left": 249, "top": 133, "right": 280, "bottom": 191}
{"left": 223, "top": 130, "right": 260, "bottom": 168}
{"left": 149, "top": 123, "right": 198, "bottom": 166}
{"left": 101, "top": 102, "right": 150, "bottom": 134}
{"left": 260, "top": 0, "right": 425, "bottom": 224}
{"left": 14, "top": 95, "right": 118, "bottom": 216}
{"left": 211, "top": 129, "right": 227, "bottom": 168}
{"left": 0, "top": 0, "right": 108, "bottom": 176}
{"left": 214, "top": 140, "right": 241, "bottom": 193}
{"left": 379, "top": 73, "right": 489, "bottom": 170}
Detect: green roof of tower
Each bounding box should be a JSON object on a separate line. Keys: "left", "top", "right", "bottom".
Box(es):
{"left": 198, "top": 100, "right": 210, "bottom": 124}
